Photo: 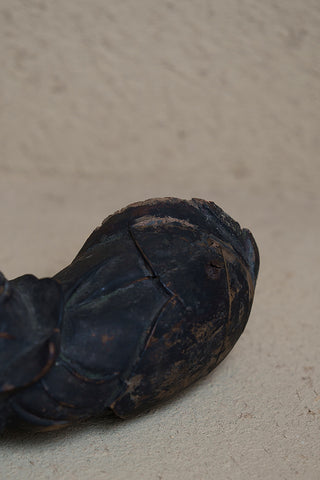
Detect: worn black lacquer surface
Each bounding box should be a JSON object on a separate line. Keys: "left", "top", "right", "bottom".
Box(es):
{"left": 0, "top": 198, "right": 259, "bottom": 431}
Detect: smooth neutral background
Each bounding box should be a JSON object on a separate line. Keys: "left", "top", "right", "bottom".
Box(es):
{"left": 0, "top": 1, "right": 319, "bottom": 479}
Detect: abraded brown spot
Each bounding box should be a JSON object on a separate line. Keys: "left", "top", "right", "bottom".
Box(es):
{"left": 145, "top": 335, "right": 158, "bottom": 348}
{"left": 101, "top": 334, "right": 114, "bottom": 344}
{"left": 1, "top": 383, "right": 15, "bottom": 392}
{"left": 125, "top": 374, "right": 144, "bottom": 393}
{"left": 0, "top": 332, "right": 15, "bottom": 340}
{"left": 110, "top": 375, "right": 144, "bottom": 410}
{"left": 207, "top": 238, "right": 221, "bottom": 249}
{"left": 133, "top": 215, "right": 196, "bottom": 231}
{"left": 37, "top": 422, "right": 71, "bottom": 432}
{"left": 102, "top": 197, "right": 180, "bottom": 225}
{"left": 206, "top": 262, "right": 222, "bottom": 280}
{"left": 192, "top": 323, "right": 224, "bottom": 345}
{"left": 222, "top": 246, "right": 254, "bottom": 302}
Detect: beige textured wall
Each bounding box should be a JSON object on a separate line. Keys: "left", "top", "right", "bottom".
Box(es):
{"left": 0, "top": 1, "right": 319, "bottom": 479}
{"left": 1, "top": 1, "right": 319, "bottom": 194}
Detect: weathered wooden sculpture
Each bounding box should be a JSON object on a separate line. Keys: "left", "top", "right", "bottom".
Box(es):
{"left": 0, "top": 198, "right": 259, "bottom": 431}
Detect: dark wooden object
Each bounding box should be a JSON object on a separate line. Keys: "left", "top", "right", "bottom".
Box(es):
{"left": 0, "top": 198, "right": 259, "bottom": 431}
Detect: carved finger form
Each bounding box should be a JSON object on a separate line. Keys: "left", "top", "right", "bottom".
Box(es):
{"left": 0, "top": 198, "right": 259, "bottom": 431}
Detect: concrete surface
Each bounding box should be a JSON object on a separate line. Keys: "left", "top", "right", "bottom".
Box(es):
{"left": 0, "top": 1, "right": 319, "bottom": 479}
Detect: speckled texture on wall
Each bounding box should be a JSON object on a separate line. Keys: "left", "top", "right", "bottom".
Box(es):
{"left": 0, "top": 1, "right": 319, "bottom": 479}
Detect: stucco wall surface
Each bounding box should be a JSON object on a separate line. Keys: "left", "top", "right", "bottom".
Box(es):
{"left": 0, "top": 1, "right": 319, "bottom": 479}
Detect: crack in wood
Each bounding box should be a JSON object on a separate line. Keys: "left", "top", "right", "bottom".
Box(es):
{"left": 128, "top": 225, "right": 185, "bottom": 307}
